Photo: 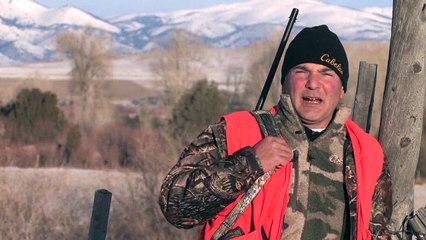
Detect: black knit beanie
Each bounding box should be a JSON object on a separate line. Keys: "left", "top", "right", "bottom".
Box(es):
{"left": 281, "top": 25, "right": 349, "bottom": 92}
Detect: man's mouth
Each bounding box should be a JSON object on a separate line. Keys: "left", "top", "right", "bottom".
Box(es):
{"left": 302, "top": 96, "right": 322, "bottom": 104}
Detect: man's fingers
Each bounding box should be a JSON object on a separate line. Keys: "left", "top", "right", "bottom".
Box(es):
{"left": 255, "top": 136, "right": 294, "bottom": 170}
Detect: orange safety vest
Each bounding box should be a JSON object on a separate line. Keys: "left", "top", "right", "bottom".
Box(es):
{"left": 200, "top": 110, "right": 384, "bottom": 240}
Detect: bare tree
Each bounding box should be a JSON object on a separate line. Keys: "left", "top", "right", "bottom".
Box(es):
{"left": 150, "top": 31, "right": 206, "bottom": 106}
{"left": 225, "top": 64, "right": 245, "bottom": 109}
{"left": 242, "top": 30, "right": 283, "bottom": 110}
{"left": 56, "top": 27, "right": 114, "bottom": 128}
{"left": 378, "top": 0, "right": 426, "bottom": 235}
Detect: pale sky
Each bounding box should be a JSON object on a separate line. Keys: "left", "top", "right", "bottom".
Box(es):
{"left": 35, "top": 0, "right": 393, "bottom": 18}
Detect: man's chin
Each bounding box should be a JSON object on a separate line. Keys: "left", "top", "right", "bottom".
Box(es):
{"left": 299, "top": 116, "right": 327, "bottom": 129}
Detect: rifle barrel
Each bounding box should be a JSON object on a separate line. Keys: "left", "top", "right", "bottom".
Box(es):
{"left": 255, "top": 8, "right": 299, "bottom": 111}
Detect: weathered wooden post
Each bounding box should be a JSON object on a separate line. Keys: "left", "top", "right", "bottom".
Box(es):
{"left": 378, "top": 0, "right": 426, "bottom": 236}
{"left": 352, "top": 61, "right": 378, "bottom": 133}
{"left": 88, "top": 189, "right": 112, "bottom": 240}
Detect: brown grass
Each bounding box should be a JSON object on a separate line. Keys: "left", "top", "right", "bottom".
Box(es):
{"left": 0, "top": 167, "right": 199, "bottom": 239}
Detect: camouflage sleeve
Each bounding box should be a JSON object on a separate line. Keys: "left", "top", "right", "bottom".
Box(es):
{"left": 159, "top": 121, "right": 264, "bottom": 229}
{"left": 370, "top": 161, "right": 393, "bottom": 239}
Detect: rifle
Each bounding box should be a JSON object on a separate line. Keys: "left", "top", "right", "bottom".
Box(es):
{"left": 405, "top": 207, "right": 426, "bottom": 239}
{"left": 255, "top": 8, "right": 299, "bottom": 111}
{"left": 212, "top": 9, "right": 299, "bottom": 240}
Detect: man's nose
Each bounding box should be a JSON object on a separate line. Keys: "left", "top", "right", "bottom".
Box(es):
{"left": 305, "top": 73, "right": 320, "bottom": 89}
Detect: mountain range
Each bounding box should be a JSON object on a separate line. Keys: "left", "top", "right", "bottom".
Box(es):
{"left": 0, "top": 0, "right": 392, "bottom": 64}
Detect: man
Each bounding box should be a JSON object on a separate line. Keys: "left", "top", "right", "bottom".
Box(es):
{"left": 159, "top": 25, "right": 392, "bottom": 239}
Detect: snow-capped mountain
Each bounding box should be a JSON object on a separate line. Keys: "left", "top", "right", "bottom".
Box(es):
{"left": 0, "top": 0, "right": 118, "bottom": 63}
{"left": 0, "top": 0, "right": 392, "bottom": 64}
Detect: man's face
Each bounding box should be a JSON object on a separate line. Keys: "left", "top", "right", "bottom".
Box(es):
{"left": 283, "top": 63, "right": 345, "bottom": 129}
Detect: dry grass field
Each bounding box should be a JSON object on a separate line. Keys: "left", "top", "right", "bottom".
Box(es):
{"left": 0, "top": 167, "right": 199, "bottom": 239}
{"left": 0, "top": 167, "right": 423, "bottom": 240}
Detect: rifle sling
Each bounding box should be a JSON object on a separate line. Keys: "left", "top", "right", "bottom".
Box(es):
{"left": 212, "top": 111, "right": 280, "bottom": 240}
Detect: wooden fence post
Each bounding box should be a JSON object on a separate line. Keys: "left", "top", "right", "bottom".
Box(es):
{"left": 378, "top": 0, "right": 426, "bottom": 235}
{"left": 352, "top": 61, "right": 378, "bottom": 133}
{"left": 88, "top": 189, "right": 112, "bottom": 240}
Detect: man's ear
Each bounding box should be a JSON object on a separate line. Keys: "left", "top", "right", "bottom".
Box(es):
{"left": 339, "top": 86, "right": 345, "bottom": 100}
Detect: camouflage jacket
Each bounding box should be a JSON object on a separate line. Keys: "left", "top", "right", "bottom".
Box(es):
{"left": 159, "top": 95, "right": 392, "bottom": 239}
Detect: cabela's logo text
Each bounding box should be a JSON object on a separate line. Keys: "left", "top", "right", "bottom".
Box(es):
{"left": 321, "top": 54, "right": 344, "bottom": 75}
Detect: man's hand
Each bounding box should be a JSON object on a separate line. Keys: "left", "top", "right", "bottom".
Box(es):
{"left": 254, "top": 136, "right": 293, "bottom": 172}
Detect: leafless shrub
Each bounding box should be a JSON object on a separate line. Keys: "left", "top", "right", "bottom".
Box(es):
{"left": 95, "top": 123, "right": 139, "bottom": 168}
{"left": 0, "top": 143, "right": 60, "bottom": 168}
